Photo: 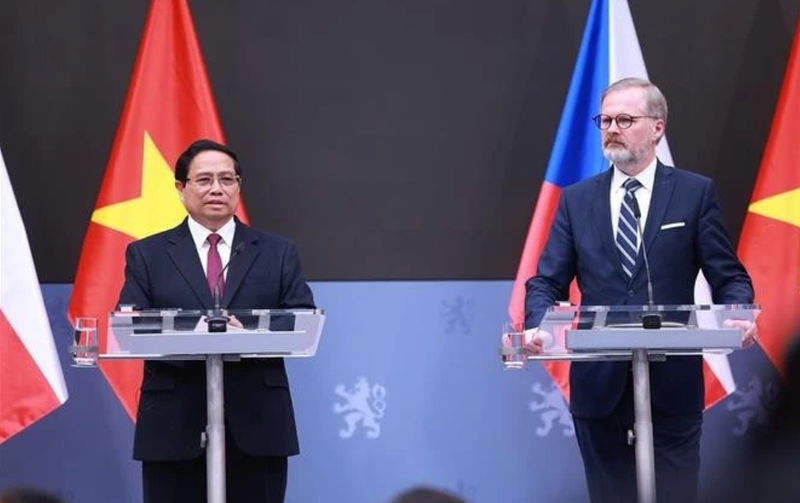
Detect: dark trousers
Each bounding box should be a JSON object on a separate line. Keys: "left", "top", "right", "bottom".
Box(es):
{"left": 142, "top": 430, "right": 288, "bottom": 503}
{"left": 573, "top": 377, "right": 702, "bottom": 503}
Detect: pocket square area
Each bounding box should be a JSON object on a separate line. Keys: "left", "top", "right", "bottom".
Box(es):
{"left": 660, "top": 222, "right": 686, "bottom": 230}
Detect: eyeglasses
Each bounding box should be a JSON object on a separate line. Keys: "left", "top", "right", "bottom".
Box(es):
{"left": 592, "top": 114, "right": 658, "bottom": 130}
{"left": 185, "top": 174, "right": 241, "bottom": 189}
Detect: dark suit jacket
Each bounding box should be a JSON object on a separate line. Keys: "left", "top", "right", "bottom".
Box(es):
{"left": 118, "top": 217, "right": 315, "bottom": 461}
{"left": 526, "top": 162, "right": 753, "bottom": 418}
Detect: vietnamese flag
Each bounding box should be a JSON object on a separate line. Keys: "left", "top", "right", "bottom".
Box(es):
{"left": 508, "top": 0, "right": 735, "bottom": 408}
{"left": 68, "top": 0, "right": 248, "bottom": 420}
{"left": 738, "top": 18, "right": 800, "bottom": 374}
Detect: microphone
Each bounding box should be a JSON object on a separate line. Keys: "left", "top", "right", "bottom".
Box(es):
{"left": 207, "top": 242, "right": 245, "bottom": 333}
{"left": 629, "top": 193, "right": 662, "bottom": 329}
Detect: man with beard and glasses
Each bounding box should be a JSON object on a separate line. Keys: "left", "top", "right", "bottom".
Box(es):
{"left": 522, "top": 78, "right": 756, "bottom": 503}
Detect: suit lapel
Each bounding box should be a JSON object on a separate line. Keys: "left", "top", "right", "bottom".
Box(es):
{"left": 630, "top": 162, "right": 675, "bottom": 280}
{"left": 222, "top": 222, "right": 260, "bottom": 308}
{"left": 594, "top": 169, "right": 631, "bottom": 282}
{"left": 167, "top": 220, "right": 215, "bottom": 308}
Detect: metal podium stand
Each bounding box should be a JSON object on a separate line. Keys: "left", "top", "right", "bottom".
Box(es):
{"left": 502, "top": 304, "right": 760, "bottom": 503}
{"left": 101, "top": 308, "right": 325, "bottom": 503}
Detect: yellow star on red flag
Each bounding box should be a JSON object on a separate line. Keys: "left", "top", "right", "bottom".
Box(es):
{"left": 748, "top": 186, "right": 800, "bottom": 229}
{"left": 91, "top": 132, "right": 186, "bottom": 239}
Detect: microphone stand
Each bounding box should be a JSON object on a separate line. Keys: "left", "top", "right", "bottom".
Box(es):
{"left": 206, "top": 281, "right": 229, "bottom": 332}
{"left": 627, "top": 189, "right": 660, "bottom": 503}
{"left": 630, "top": 193, "right": 662, "bottom": 330}
{"left": 207, "top": 243, "right": 245, "bottom": 333}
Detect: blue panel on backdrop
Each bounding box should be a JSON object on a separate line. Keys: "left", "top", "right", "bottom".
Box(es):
{"left": 286, "top": 281, "right": 585, "bottom": 503}
{"left": 0, "top": 283, "right": 784, "bottom": 503}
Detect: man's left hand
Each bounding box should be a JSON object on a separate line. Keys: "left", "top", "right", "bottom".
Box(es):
{"left": 228, "top": 315, "right": 243, "bottom": 329}
{"left": 724, "top": 319, "right": 758, "bottom": 348}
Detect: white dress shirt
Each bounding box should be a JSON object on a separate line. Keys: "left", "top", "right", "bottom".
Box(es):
{"left": 610, "top": 158, "right": 658, "bottom": 249}
{"left": 186, "top": 216, "right": 237, "bottom": 279}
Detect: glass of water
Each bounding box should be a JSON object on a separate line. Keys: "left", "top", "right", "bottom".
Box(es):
{"left": 501, "top": 321, "right": 528, "bottom": 370}
{"left": 70, "top": 317, "right": 98, "bottom": 367}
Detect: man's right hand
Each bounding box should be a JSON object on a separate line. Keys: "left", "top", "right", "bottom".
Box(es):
{"left": 503, "top": 328, "right": 544, "bottom": 355}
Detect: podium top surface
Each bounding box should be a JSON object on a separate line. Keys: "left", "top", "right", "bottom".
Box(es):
{"left": 539, "top": 304, "right": 759, "bottom": 329}
{"left": 111, "top": 308, "right": 325, "bottom": 318}
{"left": 526, "top": 303, "right": 760, "bottom": 359}
{"left": 542, "top": 303, "right": 760, "bottom": 315}
{"left": 103, "top": 308, "right": 326, "bottom": 359}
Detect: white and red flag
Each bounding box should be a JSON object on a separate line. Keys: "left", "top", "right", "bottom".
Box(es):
{"left": 0, "top": 146, "right": 69, "bottom": 444}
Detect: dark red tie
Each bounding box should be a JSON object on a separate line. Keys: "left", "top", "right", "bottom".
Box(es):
{"left": 206, "top": 233, "right": 224, "bottom": 299}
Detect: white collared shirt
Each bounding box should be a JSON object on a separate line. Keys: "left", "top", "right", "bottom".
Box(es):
{"left": 609, "top": 158, "right": 658, "bottom": 247}
{"left": 186, "top": 217, "right": 237, "bottom": 278}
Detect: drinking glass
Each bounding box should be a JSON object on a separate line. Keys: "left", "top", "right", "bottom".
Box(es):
{"left": 70, "top": 317, "right": 98, "bottom": 367}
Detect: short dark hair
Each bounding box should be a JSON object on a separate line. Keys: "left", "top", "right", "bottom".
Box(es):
{"left": 0, "top": 488, "right": 66, "bottom": 503}
{"left": 174, "top": 139, "right": 241, "bottom": 183}
{"left": 389, "top": 487, "right": 468, "bottom": 503}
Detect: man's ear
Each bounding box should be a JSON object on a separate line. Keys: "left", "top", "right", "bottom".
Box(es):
{"left": 653, "top": 119, "right": 666, "bottom": 144}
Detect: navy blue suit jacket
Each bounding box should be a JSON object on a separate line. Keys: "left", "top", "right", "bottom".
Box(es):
{"left": 118, "top": 217, "right": 315, "bottom": 461}
{"left": 525, "top": 163, "right": 753, "bottom": 418}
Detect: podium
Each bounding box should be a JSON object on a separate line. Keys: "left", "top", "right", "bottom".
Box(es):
{"left": 502, "top": 304, "right": 760, "bottom": 503}
{"left": 102, "top": 308, "right": 325, "bottom": 503}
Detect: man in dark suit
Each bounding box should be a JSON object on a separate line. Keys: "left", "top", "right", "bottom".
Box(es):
{"left": 118, "top": 139, "right": 315, "bottom": 503}
{"left": 524, "top": 78, "right": 756, "bottom": 503}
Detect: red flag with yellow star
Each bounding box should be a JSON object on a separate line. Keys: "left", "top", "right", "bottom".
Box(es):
{"left": 738, "top": 19, "right": 800, "bottom": 374}
{"left": 68, "top": 0, "right": 248, "bottom": 420}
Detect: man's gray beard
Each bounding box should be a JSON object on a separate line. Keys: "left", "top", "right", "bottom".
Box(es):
{"left": 604, "top": 144, "right": 653, "bottom": 174}
{"left": 603, "top": 146, "right": 637, "bottom": 168}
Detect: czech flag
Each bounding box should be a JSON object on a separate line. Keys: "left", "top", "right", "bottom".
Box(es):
{"left": 508, "top": 0, "right": 734, "bottom": 408}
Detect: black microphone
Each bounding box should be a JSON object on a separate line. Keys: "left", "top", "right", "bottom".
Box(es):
{"left": 207, "top": 242, "right": 245, "bottom": 333}
{"left": 629, "top": 192, "right": 662, "bottom": 329}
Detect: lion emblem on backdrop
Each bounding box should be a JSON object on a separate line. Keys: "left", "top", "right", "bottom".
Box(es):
{"left": 440, "top": 295, "right": 476, "bottom": 334}
{"left": 725, "top": 375, "right": 780, "bottom": 436}
{"left": 529, "top": 381, "right": 575, "bottom": 437}
{"left": 332, "top": 377, "right": 387, "bottom": 439}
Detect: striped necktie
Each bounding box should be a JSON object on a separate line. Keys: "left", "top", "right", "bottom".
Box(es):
{"left": 616, "top": 178, "right": 642, "bottom": 277}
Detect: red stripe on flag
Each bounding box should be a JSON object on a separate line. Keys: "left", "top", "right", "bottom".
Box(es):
{"left": 510, "top": 182, "right": 563, "bottom": 325}
{"left": 0, "top": 309, "right": 61, "bottom": 443}
{"left": 509, "top": 181, "right": 574, "bottom": 400}
{"left": 702, "top": 359, "right": 728, "bottom": 409}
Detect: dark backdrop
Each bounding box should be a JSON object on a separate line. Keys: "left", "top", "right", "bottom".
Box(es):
{"left": 1, "top": 0, "right": 798, "bottom": 281}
